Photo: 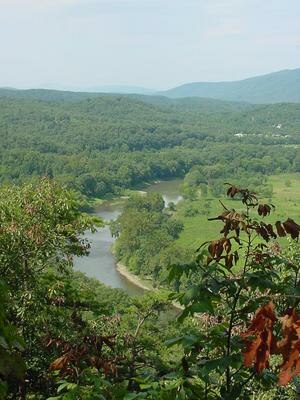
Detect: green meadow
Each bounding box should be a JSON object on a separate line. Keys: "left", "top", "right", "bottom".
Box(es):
{"left": 175, "top": 173, "right": 300, "bottom": 251}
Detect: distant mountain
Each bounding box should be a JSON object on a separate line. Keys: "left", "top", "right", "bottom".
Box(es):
{"left": 160, "top": 69, "right": 300, "bottom": 104}
{"left": 0, "top": 88, "right": 102, "bottom": 102}
{"left": 0, "top": 86, "right": 156, "bottom": 102}
{"left": 82, "top": 85, "right": 156, "bottom": 95}
{"left": 2, "top": 69, "right": 299, "bottom": 105}
{"left": 0, "top": 87, "right": 252, "bottom": 113}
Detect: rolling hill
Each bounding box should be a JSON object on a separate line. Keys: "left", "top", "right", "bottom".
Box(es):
{"left": 160, "top": 68, "right": 300, "bottom": 104}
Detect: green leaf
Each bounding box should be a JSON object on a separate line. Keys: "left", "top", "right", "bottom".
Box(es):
{"left": 164, "top": 336, "right": 184, "bottom": 347}
{"left": 124, "top": 393, "right": 147, "bottom": 399}
{"left": 57, "top": 381, "right": 74, "bottom": 393}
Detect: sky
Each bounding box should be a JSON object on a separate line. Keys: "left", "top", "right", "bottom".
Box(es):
{"left": 0, "top": 0, "right": 299, "bottom": 90}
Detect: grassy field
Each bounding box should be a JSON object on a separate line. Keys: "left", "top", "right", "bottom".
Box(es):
{"left": 175, "top": 173, "right": 300, "bottom": 250}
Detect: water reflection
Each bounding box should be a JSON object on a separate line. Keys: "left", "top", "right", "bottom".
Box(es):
{"left": 74, "top": 179, "right": 182, "bottom": 295}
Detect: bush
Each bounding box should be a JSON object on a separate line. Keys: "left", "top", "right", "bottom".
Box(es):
{"left": 184, "top": 206, "right": 199, "bottom": 217}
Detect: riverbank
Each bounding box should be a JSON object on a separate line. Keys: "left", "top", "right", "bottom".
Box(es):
{"left": 116, "top": 262, "right": 184, "bottom": 312}
{"left": 75, "top": 178, "right": 184, "bottom": 295}
{"left": 116, "top": 263, "right": 153, "bottom": 291}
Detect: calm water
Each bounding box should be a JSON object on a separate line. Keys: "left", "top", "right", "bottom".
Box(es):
{"left": 74, "top": 179, "right": 183, "bottom": 295}
{"left": 145, "top": 180, "right": 183, "bottom": 206}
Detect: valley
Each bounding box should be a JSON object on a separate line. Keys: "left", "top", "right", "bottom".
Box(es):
{"left": 74, "top": 179, "right": 183, "bottom": 294}
{"left": 0, "top": 85, "right": 299, "bottom": 400}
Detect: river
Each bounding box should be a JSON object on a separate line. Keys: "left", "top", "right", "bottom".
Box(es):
{"left": 74, "top": 179, "right": 183, "bottom": 295}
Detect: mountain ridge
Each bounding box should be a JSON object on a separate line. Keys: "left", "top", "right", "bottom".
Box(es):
{"left": 159, "top": 68, "right": 300, "bottom": 104}
{"left": 1, "top": 68, "right": 299, "bottom": 104}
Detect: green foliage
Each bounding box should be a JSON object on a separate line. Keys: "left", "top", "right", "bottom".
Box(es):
{"left": 167, "top": 202, "right": 176, "bottom": 211}
{"left": 0, "top": 179, "right": 103, "bottom": 397}
{"left": 0, "top": 94, "right": 299, "bottom": 197}
{"left": 0, "top": 178, "right": 101, "bottom": 298}
{"left": 0, "top": 280, "right": 25, "bottom": 399}
{"left": 0, "top": 180, "right": 194, "bottom": 399}
{"left": 0, "top": 89, "right": 300, "bottom": 399}
{"left": 183, "top": 206, "right": 199, "bottom": 217}
{"left": 112, "top": 193, "right": 184, "bottom": 280}
{"left": 166, "top": 186, "right": 300, "bottom": 399}
{"left": 1, "top": 178, "right": 299, "bottom": 399}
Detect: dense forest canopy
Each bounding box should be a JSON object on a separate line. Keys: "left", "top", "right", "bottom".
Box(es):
{"left": 0, "top": 86, "right": 300, "bottom": 399}
{"left": 1, "top": 180, "right": 300, "bottom": 399}
{"left": 0, "top": 92, "right": 299, "bottom": 197}
{"left": 0, "top": 0, "right": 300, "bottom": 393}
{"left": 0, "top": 180, "right": 195, "bottom": 399}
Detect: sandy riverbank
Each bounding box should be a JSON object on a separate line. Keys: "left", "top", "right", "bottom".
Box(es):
{"left": 116, "top": 263, "right": 184, "bottom": 311}
{"left": 116, "top": 263, "right": 152, "bottom": 291}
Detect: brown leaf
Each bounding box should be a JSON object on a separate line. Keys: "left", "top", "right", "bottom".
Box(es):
{"left": 258, "top": 204, "right": 272, "bottom": 217}
{"left": 243, "top": 336, "right": 262, "bottom": 368}
{"left": 227, "top": 185, "right": 239, "bottom": 198}
{"left": 50, "top": 354, "right": 69, "bottom": 371}
{"left": 208, "top": 238, "right": 226, "bottom": 260}
{"left": 282, "top": 218, "right": 300, "bottom": 240}
{"left": 278, "top": 309, "right": 300, "bottom": 385}
{"left": 223, "top": 238, "right": 231, "bottom": 254}
{"left": 225, "top": 184, "right": 258, "bottom": 206}
{"left": 208, "top": 210, "right": 230, "bottom": 221}
{"left": 279, "top": 356, "right": 300, "bottom": 386}
{"left": 266, "top": 224, "right": 277, "bottom": 239}
{"left": 255, "top": 223, "right": 271, "bottom": 242}
{"left": 242, "top": 302, "right": 277, "bottom": 374}
{"left": 275, "top": 221, "right": 286, "bottom": 237}
{"left": 225, "top": 254, "right": 234, "bottom": 268}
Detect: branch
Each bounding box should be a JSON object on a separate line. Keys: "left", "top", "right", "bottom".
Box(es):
{"left": 219, "top": 199, "right": 229, "bottom": 211}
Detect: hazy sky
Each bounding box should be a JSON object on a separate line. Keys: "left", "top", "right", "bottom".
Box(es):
{"left": 0, "top": 0, "right": 299, "bottom": 90}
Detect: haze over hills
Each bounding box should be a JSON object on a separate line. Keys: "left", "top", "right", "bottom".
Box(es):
{"left": 160, "top": 68, "right": 300, "bottom": 104}
{"left": 0, "top": 87, "right": 254, "bottom": 114}
{"left": 1, "top": 68, "right": 299, "bottom": 104}
{"left": 82, "top": 85, "right": 156, "bottom": 95}
{"left": 0, "top": 86, "right": 156, "bottom": 100}
{"left": 0, "top": 87, "right": 107, "bottom": 102}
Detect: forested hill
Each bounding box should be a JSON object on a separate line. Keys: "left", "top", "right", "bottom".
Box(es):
{"left": 0, "top": 87, "right": 252, "bottom": 112}
{"left": 0, "top": 93, "right": 299, "bottom": 196}
{"left": 2, "top": 68, "right": 300, "bottom": 105}
{"left": 161, "top": 68, "right": 300, "bottom": 103}
{"left": 0, "top": 87, "right": 105, "bottom": 102}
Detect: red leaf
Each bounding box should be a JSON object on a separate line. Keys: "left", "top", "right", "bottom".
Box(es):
{"left": 278, "top": 309, "right": 300, "bottom": 385}
{"left": 242, "top": 302, "right": 277, "bottom": 374}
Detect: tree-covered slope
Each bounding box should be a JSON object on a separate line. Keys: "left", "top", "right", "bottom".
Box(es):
{"left": 0, "top": 94, "right": 299, "bottom": 196}
{"left": 161, "top": 68, "right": 300, "bottom": 103}
{"left": 0, "top": 87, "right": 252, "bottom": 112}
{"left": 0, "top": 87, "right": 106, "bottom": 102}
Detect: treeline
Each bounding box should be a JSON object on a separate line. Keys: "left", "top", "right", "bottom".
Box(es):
{"left": 0, "top": 180, "right": 194, "bottom": 399}
{"left": 111, "top": 181, "right": 300, "bottom": 399}
{"left": 182, "top": 168, "right": 274, "bottom": 200}
{"left": 111, "top": 193, "right": 190, "bottom": 283}
{"left": 2, "top": 180, "right": 300, "bottom": 399}
{"left": 0, "top": 94, "right": 299, "bottom": 196}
